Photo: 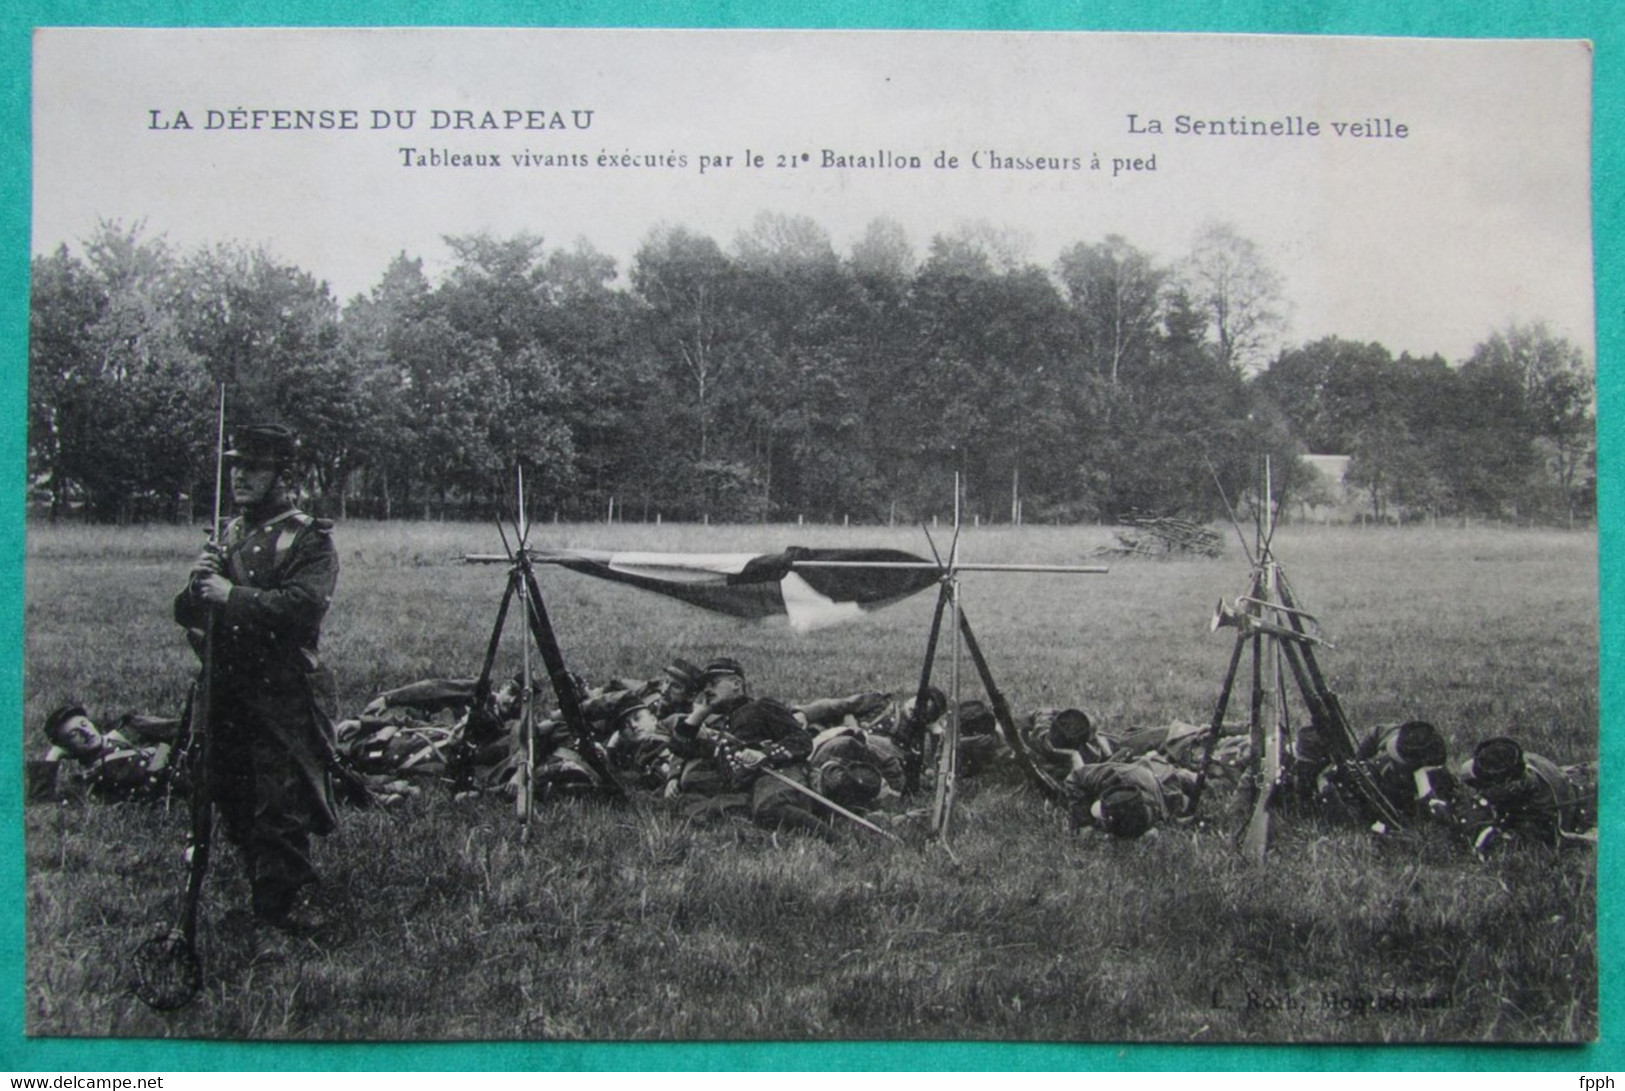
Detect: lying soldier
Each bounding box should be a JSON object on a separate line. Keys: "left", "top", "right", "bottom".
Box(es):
{"left": 461, "top": 675, "right": 626, "bottom": 801}
{"left": 669, "top": 657, "right": 829, "bottom": 837}
{"left": 1061, "top": 749, "right": 1198, "bottom": 841}
{"left": 795, "top": 684, "right": 947, "bottom": 796}
{"left": 1020, "top": 707, "right": 1111, "bottom": 783}
{"left": 337, "top": 676, "right": 528, "bottom": 799}
{"left": 1348, "top": 719, "right": 1457, "bottom": 827}
{"left": 603, "top": 691, "right": 678, "bottom": 792}
{"left": 1109, "top": 719, "right": 1251, "bottom": 775}
{"left": 806, "top": 732, "right": 890, "bottom": 810}
{"left": 342, "top": 669, "right": 643, "bottom": 801}
{"left": 30, "top": 704, "right": 186, "bottom": 803}
{"left": 581, "top": 658, "right": 706, "bottom": 728}
{"left": 1458, "top": 736, "right": 1596, "bottom": 852}
{"left": 951, "top": 699, "right": 1009, "bottom": 779}
{"left": 1302, "top": 719, "right": 1478, "bottom": 836}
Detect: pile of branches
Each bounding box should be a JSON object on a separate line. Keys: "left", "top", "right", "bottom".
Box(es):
{"left": 1098, "top": 514, "right": 1224, "bottom": 558}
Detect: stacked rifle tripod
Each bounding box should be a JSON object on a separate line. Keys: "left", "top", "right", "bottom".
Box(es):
{"left": 465, "top": 467, "right": 626, "bottom": 842}
{"left": 1189, "top": 478, "right": 1405, "bottom": 859}
{"left": 796, "top": 476, "right": 1110, "bottom": 844}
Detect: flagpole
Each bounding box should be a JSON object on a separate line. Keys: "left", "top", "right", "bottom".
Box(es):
{"left": 790, "top": 561, "right": 1110, "bottom": 574}
{"left": 464, "top": 555, "right": 1109, "bottom": 574}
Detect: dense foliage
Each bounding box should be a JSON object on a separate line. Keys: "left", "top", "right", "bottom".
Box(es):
{"left": 28, "top": 217, "right": 1594, "bottom": 525}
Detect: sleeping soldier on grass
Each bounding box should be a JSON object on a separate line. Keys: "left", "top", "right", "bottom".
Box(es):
{"left": 669, "top": 657, "right": 830, "bottom": 837}
{"left": 795, "top": 683, "right": 947, "bottom": 796}
{"left": 483, "top": 662, "right": 698, "bottom": 799}
{"left": 1458, "top": 736, "right": 1597, "bottom": 853}
{"left": 580, "top": 657, "right": 706, "bottom": 728}
{"left": 805, "top": 724, "right": 901, "bottom": 811}
{"left": 1061, "top": 750, "right": 1199, "bottom": 841}
{"left": 604, "top": 690, "right": 678, "bottom": 792}
{"left": 948, "top": 699, "right": 1010, "bottom": 779}
{"left": 1019, "top": 707, "right": 1112, "bottom": 783}
{"left": 336, "top": 675, "right": 532, "bottom": 799}
{"left": 431, "top": 663, "right": 730, "bottom": 800}
{"left": 1297, "top": 719, "right": 1478, "bottom": 837}
{"left": 28, "top": 704, "right": 187, "bottom": 803}
{"left": 1108, "top": 718, "right": 1252, "bottom": 776}
{"left": 337, "top": 659, "right": 693, "bottom": 801}
{"left": 444, "top": 673, "right": 622, "bottom": 801}
{"left": 173, "top": 423, "right": 340, "bottom": 940}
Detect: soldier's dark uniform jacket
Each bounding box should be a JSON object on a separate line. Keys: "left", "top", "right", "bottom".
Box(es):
{"left": 29, "top": 711, "right": 186, "bottom": 803}
{"left": 609, "top": 731, "right": 678, "bottom": 791}
{"left": 1306, "top": 720, "right": 1458, "bottom": 830}
{"left": 1347, "top": 720, "right": 1454, "bottom": 825}
{"left": 1459, "top": 737, "right": 1596, "bottom": 849}
{"left": 1019, "top": 707, "right": 1113, "bottom": 782}
{"left": 671, "top": 697, "right": 828, "bottom": 836}
{"left": 797, "top": 689, "right": 945, "bottom": 794}
{"left": 603, "top": 694, "right": 678, "bottom": 792}
{"left": 334, "top": 716, "right": 457, "bottom": 800}
{"left": 35, "top": 729, "right": 178, "bottom": 802}
{"left": 174, "top": 506, "right": 339, "bottom": 920}
{"left": 1062, "top": 753, "right": 1197, "bottom": 837}
{"left": 1110, "top": 719, "right": 1252, "bottom": 773}
{"left": 672, "top": 696, "right": 812, "bottom": 786}
{"left": 808, "top": 726, "right": 896, "bottom": 808}
{"left": 797, "top": 691, "right": 891, "bottom": 731}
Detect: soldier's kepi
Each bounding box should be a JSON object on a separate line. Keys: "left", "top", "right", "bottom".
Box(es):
{"left": 173, "top": 422, "right": 341, "bottom": 940}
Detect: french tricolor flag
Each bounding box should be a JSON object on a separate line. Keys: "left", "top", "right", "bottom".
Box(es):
{"left": 524, "top": 546, "right": 942, "bottom": 631}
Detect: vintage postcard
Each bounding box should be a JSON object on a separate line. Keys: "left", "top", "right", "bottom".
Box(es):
{"left": 24, "top": 29, "right": 1596, "bottom": 1047}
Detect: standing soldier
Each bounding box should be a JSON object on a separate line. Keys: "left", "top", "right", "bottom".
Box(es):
{"left": 173, "top": 423, "right": 340, "bottom": 947}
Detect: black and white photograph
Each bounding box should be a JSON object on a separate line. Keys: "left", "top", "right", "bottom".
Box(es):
{"left": 23, "top": 28, "right": 1597, "bottom": 1043}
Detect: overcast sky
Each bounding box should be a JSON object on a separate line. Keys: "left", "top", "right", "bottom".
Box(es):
{"left": 32, "top": 28, "right": 1594, "bottom": 364}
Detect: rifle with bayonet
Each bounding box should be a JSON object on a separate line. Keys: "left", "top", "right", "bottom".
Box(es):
{"left": 132, "top": 384, "right": 227, "bottom": 1011}
{"left": 1267, "top": 566, "right": 1406, "bottom": 832}
{"left": 682, "top": 716, "right": 902, "bottom": 843}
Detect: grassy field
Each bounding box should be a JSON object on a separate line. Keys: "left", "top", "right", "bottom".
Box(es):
{"left": 22, "top": 519, "right": 1599, "bottom": 1042}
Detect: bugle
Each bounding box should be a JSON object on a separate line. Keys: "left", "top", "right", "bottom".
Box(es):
{"left": 1209, "top": 599, "right": 1333, "bottom": 648}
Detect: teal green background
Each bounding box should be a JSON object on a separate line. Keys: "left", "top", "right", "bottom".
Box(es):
{"left": 1, "top": 0, "right": 1617, "bottom": 1072}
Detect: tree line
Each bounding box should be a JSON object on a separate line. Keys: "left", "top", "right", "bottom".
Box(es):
{"left": 27, "top": 215, "right": 1595, "bottom": 526}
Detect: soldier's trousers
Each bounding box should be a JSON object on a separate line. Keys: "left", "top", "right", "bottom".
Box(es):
{"left": 678, "top": 759, "right": 831, "bottom": 838}
{"left": 211, "top": 719, "right": 323, "bottom": 921}
{"left": 746, "top": 764, "right": 833, "bottom": 838}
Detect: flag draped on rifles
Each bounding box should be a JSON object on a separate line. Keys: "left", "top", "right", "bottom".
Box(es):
{"left": 478, "top": 545, "right": 942, "bottom": 631}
